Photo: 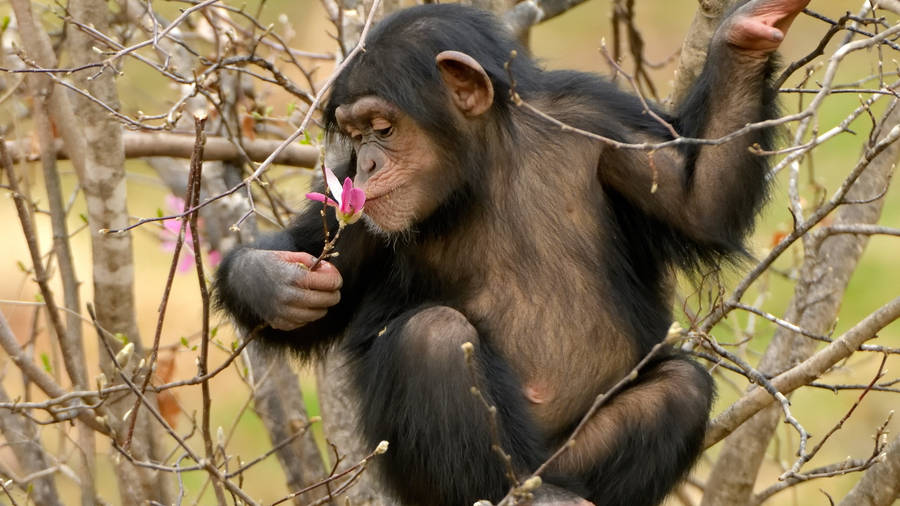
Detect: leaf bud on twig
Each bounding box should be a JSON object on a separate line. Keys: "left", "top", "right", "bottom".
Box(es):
{"left": 461, "top": 341, "right": 475, "bottom": 360}
{"left": 96, "top": 373, "right": 108, "bottom": 391}
{"left": 520, "top": 476, "right": 542, "bottom": 492}
{"left": 115, "top": 342, "right": 134, "bottom": 367}
{"left": 665, "top": 322, "right": 684, "bottom": 343}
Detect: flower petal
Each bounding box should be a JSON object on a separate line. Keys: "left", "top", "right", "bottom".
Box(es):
{"left": 163, "top": 218, "right": 181, "bottom": 234}
{"left": 207, "top": 249, "right": 222, "bottom": 267}
{"left": 305, "top": 192, "right": 339, "bottom": 207}
{"left": 340, "top": 177, "right": 354, "bottom": 213}
{"left": 177, "top": 251, "right": 195, "bottom": 273}
{"left": 346, "top": 187, "right": 366, "bottom": 212}
{"left": 324, "top": 168, "right": 344, "bottom": 207}
{"left": 166, "top": 194, "right": 186, "bottom": 212}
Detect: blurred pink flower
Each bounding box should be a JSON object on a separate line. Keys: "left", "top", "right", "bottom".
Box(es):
{"left": 306, "top": 168, "right": 366, "bottom": 226}
{"left": 160, "top": 195, "right": 221, "bottom": 273}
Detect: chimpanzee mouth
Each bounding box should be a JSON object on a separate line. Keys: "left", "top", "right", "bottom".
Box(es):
{"left": 366, "top": 186, "right": 402, "bottom": 203}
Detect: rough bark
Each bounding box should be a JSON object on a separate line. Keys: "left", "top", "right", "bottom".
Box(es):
{"left": 65, "top": 0, "right": 171, "bottom": 502}
{"left": 502, "top": 0, "right": 591, "bottom": 41}
{"left": 0, "top": 385, "right": 63, "bottom": 506}
{"left": 670, "top": 0, "right": 742, "bottom": 107}
{"left": 31, "top": 83, "right": 98, "bottom": 506}
{"left": 317, "top": 355, "right": 392, "bottom": 505}
{"left": 246, "top": 343, "right": 325, "bottom": 504}
{"left": 700, "top": 104, "right": 900, "bottom": 506}
{"left": 7, "top": 1, "right": 98, "bottom": 502}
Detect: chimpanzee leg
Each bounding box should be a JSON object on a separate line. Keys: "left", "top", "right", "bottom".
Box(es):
{"left": 550, "top": 355, "right": 714, "bottom": 506}
{"left": 351, "top": 305, "right": 548, "bottom": 506}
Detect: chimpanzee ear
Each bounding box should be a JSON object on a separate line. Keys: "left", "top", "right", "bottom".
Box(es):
{"left": 436, "top": 51, "right": 494, "bottom": 117}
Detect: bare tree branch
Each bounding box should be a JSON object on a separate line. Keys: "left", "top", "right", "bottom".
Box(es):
{"left": 3, "top": 133, "right": 319, "bottom": 168}
{"left": 837, "top": 432, "right": 900, "bottom": 506}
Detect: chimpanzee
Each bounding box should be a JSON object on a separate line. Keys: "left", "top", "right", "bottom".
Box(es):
{"left": 215, "top": 1, "right": 808, "bottom": 504}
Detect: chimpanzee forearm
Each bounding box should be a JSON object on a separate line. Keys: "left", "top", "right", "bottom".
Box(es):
{"left": 672, "top": 44, "right": 778, "bottom": 244}
{"left": 598, "top": 44, "right": 776, "bottom": 255}
{"left": 597, "top": 0, "right": 810, "bottom": 257}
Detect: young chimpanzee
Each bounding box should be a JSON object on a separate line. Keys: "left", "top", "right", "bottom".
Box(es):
{"left": 215, "top": 1, "right": 808, "bottom": 504}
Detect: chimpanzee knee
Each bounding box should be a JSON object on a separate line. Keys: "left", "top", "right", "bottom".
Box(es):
{"left": 350, "top": 305, "right": 547, "bottom": 506}
{"left": 398, "top": 305, "right": 480, "bottom": 368}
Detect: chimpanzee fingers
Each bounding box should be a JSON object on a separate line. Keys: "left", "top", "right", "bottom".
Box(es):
{"left": 725, "top": 0, "right": 809, "bottom": 52}
{"left": 269, "top": 307, "right": 329, "bottom": 331}
{"left": 730, "top": 18, "right": 784, "bottom": 44}
{"left": 273, "top": 250, "right": 318, "bottom": 266}
{"left": 283, "top": 287, "right": 342, "bottom": 309}
{"left": 294, "top": 264, "right": 343, "bottom": 291}
{"left": 272, "top": 251, "right": 343, "bottom": 289}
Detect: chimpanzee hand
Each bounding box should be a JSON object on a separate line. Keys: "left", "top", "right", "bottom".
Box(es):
{"left": 720, "top": 0, "right": 811, "bottom": 54}
{"left": 229, "top": 249, "right": 342, "bottom": 331}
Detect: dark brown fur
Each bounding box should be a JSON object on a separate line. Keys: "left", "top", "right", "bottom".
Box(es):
{"left": 215, "top": 2, "right": 808, "bottom": 504}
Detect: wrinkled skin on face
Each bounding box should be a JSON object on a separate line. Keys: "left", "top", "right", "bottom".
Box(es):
{"left": 331, "top": 50, "right": 495, "bottom": 235}
{"left": 334, "top": 97, "right": 455, "bottom": 233}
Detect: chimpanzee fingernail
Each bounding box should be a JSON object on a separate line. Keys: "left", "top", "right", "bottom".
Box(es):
{"left": 771, "top": 30, "right": 784, "bottom": 41}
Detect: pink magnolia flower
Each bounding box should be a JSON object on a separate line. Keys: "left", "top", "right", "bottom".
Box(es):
{"left": 306, "top": 168, "right": 366, "bottom": 226}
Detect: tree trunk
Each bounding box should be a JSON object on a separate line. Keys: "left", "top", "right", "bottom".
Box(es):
{"left": 0, "top": 385, "right": 63, "bottom": 506}
{"left": 65, "top": 0, "right": 172, "bottom": 502}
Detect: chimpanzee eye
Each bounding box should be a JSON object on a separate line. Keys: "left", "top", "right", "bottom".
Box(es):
{"left": 375, "top": 126, "right": 393, "bottom": 138}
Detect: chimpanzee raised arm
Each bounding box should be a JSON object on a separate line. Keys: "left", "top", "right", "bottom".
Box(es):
{"left": 597, "top": 1, "right": 806, "bottom": 262}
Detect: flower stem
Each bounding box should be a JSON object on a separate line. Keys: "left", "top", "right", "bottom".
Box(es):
{"left": 310, "top": 223, "right": 344, "bottom": 271}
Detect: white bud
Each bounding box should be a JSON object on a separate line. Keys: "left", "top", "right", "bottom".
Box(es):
{"left": 115, "top": 342, "right": 134, "bottom": 367}
{"left": 217, "top": 426, "right": 226, "bottom": 447}
{"left": 375, "top": 440, "right": 389, "bottom": 455}
{"left": 461, "top": 341, "right": 474, "bottom": 359}
{"left": 665, "top": 322, "right": 684, "bottom": 342}
{"left": 521, "top": 476, "right": 542, "bottom": 492}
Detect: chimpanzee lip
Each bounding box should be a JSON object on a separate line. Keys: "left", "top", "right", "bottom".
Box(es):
{"left": 366, "top": 186, "right": 402, "bottom": 203}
